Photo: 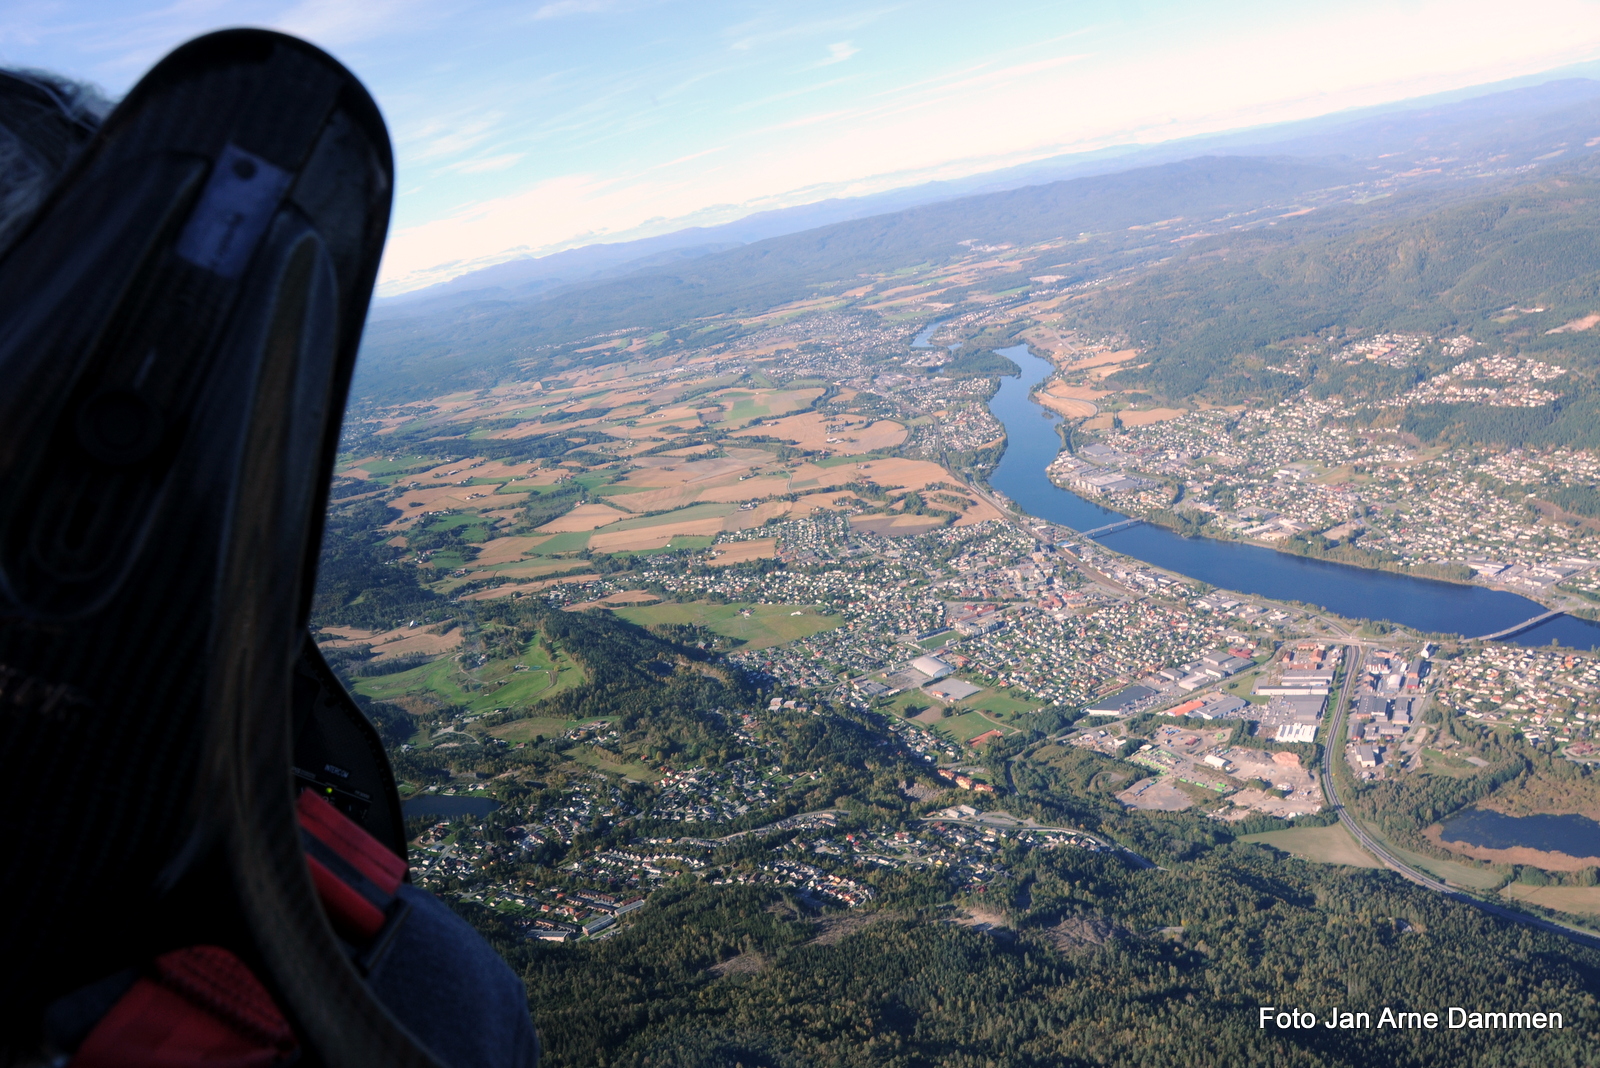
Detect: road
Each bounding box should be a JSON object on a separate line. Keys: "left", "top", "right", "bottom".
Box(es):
{"left": 1320, "top": 643, "right": 1600, "bottom": 950}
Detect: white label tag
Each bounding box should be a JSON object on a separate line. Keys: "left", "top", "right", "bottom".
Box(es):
{"left": 174, "top": 144, "right": 291, "bottom": 278}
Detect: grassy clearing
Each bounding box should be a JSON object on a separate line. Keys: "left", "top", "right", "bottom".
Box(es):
{"left": 527, "top": 530, "right": 591, "bottom": 554}
{"left": 1240, "top": 824, "right": 1382, "bottom": 868}
{"left": 612, "top": 602, "right": 843, "bottom": 649}
{"left": 352, "top": 642, "right": 583, "bottom": 713}
{"left": 1501, "top": 884, "right": 1600, "bottom": 917}
{"left": 917, "top": 632, "right": 954, "bottom": 650}
{"left": 1421, "top": 749, "right": 1484, "bottom": 778}
{"left": 564, "top": 747, "right": 661, "bottom": 781}
{"left": 1222, "top": 672, "right": 1269, "bottom": 704}
{"left": 488, "top": 717, "right": 578, "bottom": 743}
{"left": 964, "top": 688, "right": 1036, "bottom": 720}
{"left": 937, "top": 710, "right": 1018, "bottom": 743}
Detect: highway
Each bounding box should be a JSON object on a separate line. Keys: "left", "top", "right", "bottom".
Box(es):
{"left": 1320, "top": 643, "right": 1600, "bottom": 950}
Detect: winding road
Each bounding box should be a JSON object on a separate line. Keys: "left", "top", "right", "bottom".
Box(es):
{"left": 1320, "top": 643, "right": 1600, "bottom": 949}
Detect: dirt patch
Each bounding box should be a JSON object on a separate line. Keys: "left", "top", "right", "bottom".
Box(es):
{"left": 1423, "top": 823, "right": 1600, "bottom": 870}
{"left": 1547, "top": 312, "right": 1600, "bottom": 334}
{"left": 319, "top": 623, "right": 462, "bottom": 661}
{"left": 952, "top": 908, "right": 1012, "bottom": 938}
{"left": 1117, "top": 776, "right": 1193, "bottom": 811}
{"left": 708, "top": 951, "right": 766, "bottom": 977}
{"left": 708, "top": 539, "right": 778, "bottom": 566}
{"left": 1039, "top": 914, "right": 1128, "bottom": 952}
{"left": 807, "top": 911, "right": 895, "bottom": 946}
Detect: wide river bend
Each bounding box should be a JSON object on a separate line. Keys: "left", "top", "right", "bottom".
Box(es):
{"left": 983, "top": 344, "right": 1600, "bottom": 650}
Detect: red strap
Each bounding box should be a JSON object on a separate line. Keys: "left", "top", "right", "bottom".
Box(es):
{"left": 70, "top": 948, "right": 295, "bottom": 1068}
{"left": 305, "top": 854, "right": 387, "bottom": 940}
{"left": 296, "top": 789, "right": 406, "bottom": 895}
{"left": 70, "top": 796, "right": 408, "bottom": 1063}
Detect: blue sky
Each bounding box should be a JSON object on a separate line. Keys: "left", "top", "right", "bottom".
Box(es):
{"left": 7, "top": 0, "right": 1600, "bottom": 293}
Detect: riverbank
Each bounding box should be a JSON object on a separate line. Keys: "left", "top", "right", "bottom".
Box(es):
{"left": 983, "top": 343, "right": 1600, "bottom": 647}
{"left": 1064, "top": 482, "right": 1549, "bottom": 600}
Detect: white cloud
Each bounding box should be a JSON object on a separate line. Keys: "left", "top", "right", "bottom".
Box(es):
{"left": 818, "top": 40, "right": 858, "bottom": 66}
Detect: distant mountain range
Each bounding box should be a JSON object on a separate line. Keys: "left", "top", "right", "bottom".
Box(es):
{"left": 371, "top": 71, "right": 1600, "bottom": 321}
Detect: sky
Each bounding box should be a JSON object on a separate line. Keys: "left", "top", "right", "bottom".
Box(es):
{"left": 7, "top": 0, "right": 1600, "bottom": 295}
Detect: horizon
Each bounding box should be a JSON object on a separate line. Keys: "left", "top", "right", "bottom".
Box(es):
{"left": 9, "top": 0, "right": 1600, "bottom": 295}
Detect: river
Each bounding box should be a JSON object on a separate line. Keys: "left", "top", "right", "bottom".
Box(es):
{"left": 984, "top": 344, "right": 1600, "bottom": 649}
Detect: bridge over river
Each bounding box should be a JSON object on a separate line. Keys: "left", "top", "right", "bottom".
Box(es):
{"left": 1471, "top": 609, "right": 1566, "bottom": 642}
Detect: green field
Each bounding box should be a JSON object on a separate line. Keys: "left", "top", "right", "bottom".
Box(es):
{"left": 488, "top": 717, "right": 583, "bottom": 743}
{"left": 936, "top": 709, "right": 1018, "bottom": 744}
{"left": 1240, "top": 824, "right": 1382, "bottom": 868}
{"left": 564, "top": 746, "right": 661, "bottom": 781}
{"left": 352, "top": 641, "right": 583, "bottom": 714}
{"left": 1420, "top": 748, "right": 1485, "bottom": 778}
{"left": 963, "top": 688, "right": 1036, "bottom": 720}
{"left": 527, "top": 530, "right": 591, "bottom": 554}
{"left": 611, "top": 602, "right": 843, "bottom": 649}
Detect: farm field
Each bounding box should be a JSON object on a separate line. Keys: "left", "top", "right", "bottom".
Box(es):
{"left": 341, "top": 360, "right": 1008, "bottom": 605}
{"left": 611, "top": 601, "right": 844, "bottom": 649}
{"left": 1501, "top": 884, "right": 1600, "bottom": 917}
{"left": 1240, "top": 824, "right": 1383, "bottom": 868}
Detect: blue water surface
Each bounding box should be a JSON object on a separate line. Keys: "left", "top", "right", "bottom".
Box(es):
{"left": 984, "top": 344, "right": 1600, "bottom": 648}
{"left": 1439, "top": 809, "right": 1600, "bottom": 858}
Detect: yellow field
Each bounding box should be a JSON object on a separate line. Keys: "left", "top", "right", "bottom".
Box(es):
{"left": 1118, "top": 407, "right": 1187, "bottom": 427}
{"left": 732, "top": 411, "right": 906, "bottom": 454}
{"left": 536, "top": 502, "right": 631, "bottom": 532}
{"left": 1502, "top": 884, "right": 1600, "bottom": 916}
{"left": 708, "top": 539, "right": 778, "bottom": 566}
{"left": 318, "top": 623, "right": 463, "bottom": 661}
{"left": 1240, "top": 824, "right": 1382, "bottom": 868}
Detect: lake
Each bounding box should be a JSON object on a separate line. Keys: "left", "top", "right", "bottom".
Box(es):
{"left": 1439, "top": 808, "right": 1600, "bottom": 859}
{"left": 985, "top": 344, "right": 1600, "bottom": 649}
{"left": 402, "top": 795, "right": 501, "bottom": 820}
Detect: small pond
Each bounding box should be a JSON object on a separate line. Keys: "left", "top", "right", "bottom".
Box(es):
{"left": 1438, "top": 809, "right": 1600, "bottom": 858}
